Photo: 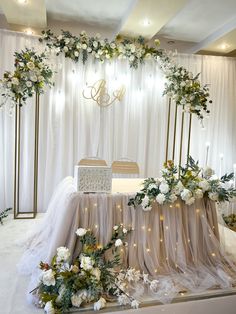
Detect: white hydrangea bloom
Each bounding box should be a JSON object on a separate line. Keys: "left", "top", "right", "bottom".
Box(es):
{"left": 194, "top": 189, "right": 203, "bottom": 199}
{"left": 199, "top": 179, "right": 210, "bottom": 192}
{"left": 159, "top": 182, "right": 170, "bottom": 194}
{"left": 76, "top": 228, "right": 87, "bottom": 237}
{"left": 185, "top": 197, "right": 195, "bottom": 205}
{"left": 90, "top": 267, "right": 101, "bottom": 281}
{"left": 181, "top": 188, "right": 192, "bottom": 201}
{"left": 156, "top": 193, "right": 166, "bottom": 204}
{"left": 41, "top": 269, "right": 56, "bottom": 286}
{"left": 115, "top": 239, "right": 123, "bottom": 247}
{"left": 131, "top": 300, "right": 140, "bottom": 309}
{"left": 56, "top": 247, "right": 70, "bottom": 262}
{"left": 208, "top": 192, "right": 219, "bottom": 201}
{"left": 80, "top": 255, "right": 94, "bottom": 270}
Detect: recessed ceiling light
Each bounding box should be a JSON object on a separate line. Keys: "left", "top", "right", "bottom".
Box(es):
{"left": 17, "top": 0, "right": 28, "bottom": 4}
{"left": 24, "top": 28, "right": 33, "bottom": 35}
{"left": 142, "top": 19, "right": 151, "bottom": 27}
{"left": 219, "top": 43, "right": 230, "bottom": 50}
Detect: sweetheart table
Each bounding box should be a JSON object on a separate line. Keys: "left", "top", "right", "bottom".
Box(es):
{"left": 19, "top": 177, "right": 236, "bottom": 299}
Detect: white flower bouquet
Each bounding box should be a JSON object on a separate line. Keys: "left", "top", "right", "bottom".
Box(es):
{"left": 128, "top": 157, "right": 236, "bottom": 211}
{"left": 32, "top": 224, "right": 151, "bottom": 313}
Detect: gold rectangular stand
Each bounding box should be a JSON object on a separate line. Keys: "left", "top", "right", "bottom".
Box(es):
{"left": 14, "top": 94, "right": 40, "bottom": 219}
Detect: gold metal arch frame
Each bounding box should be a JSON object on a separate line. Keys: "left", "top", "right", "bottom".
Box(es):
{"left": 165, "top": 98, "right": 192, "bottom": 169}
{"left": 14, "top": 93, "right": 40, "bottom": 219}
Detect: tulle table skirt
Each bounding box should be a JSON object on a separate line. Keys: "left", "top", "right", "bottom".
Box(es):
{"left": 18, "top": 177, "right": 236, "bottom": 301}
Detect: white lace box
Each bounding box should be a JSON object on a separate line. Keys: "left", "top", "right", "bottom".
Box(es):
{"left": 74, "top": 166, "right": 112, "bottom": 193}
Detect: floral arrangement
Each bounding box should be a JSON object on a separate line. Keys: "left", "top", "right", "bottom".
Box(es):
{"left": 0, "top": 208, "right": 11, "bottom": 225}
{"left": 33, "top": 224, "right": 159, "bottom": 313}
{"left": 222, "top": 213, "right": 236, "bottom": 229}
{"left": 0, "top": 48, "right": 54, "bottom": 106}
{"left": 39, "top": 29, "right": 212, "bottom": 120}
{"left": 128, "top": 157, "right": 236, "bottom": 210}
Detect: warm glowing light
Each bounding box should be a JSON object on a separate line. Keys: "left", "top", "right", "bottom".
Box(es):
{"left": 95, "top": 225, "right": 98, "bottom": 229}
{"left": 117, "top": 204, "right": 121, "bottom": 209}
{"left": 196, "top": 209, "right": 200, "bottom": 213}
{"left": 24, "top": 28, "right": 33, "bottom": 35}
{"left": 160, "top": 215, "right": 164, "bottom": 221}
{"left": 17, "top": 0, "right": 28, "bottom": 4}
{"left": 219, "top": 43, "right": 230, "bottom": 50}
{"left": 211, "top": 253, "right": 216, "bottom": 257}
{"left": 160, "top": 239, "right": 163, "bottom": 242}
{"left": 133, "top": 243, "right": 137, "bottom": 247}
{"left": 165, "top": 226, "right": 169, "bottom": 230}
{"left": 94, "top": 203, "right": 97, "bottom": 207}
{"left": 142, "top": 225, "right": 145, "bottom": 230}
{"left": 142, "top": 18, "right": 151, "bottom": 27}
{"left": 148, "top": 228, "right": 151, "bottom": 232}
{"left": 146, "top": 248, "right": 151, "bottom": 252}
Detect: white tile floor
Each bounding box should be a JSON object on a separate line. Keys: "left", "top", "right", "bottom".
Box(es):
{"left": 0, "top": 215, "right": 236, "bottom": 314}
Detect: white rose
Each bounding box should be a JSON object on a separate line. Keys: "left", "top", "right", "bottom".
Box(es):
{"left": 56, "top": 247, "right": 70, "bottom": 262}
{"left": 74, "top": 51, "right": 79, "bottom": 57}
{"left": 76, "top": 228, "right": 87, "bottom": 237}
{"left": 87, "top": 47, "right": 92, "bottom": 52}
{"left": 30, "top": 75, "right": 37, "bottom": 82}
{"left": 100, "top": 40, "right": 105, "bottom": 46}
{"left": 110, "top": 43, "right": 116, "bottom": 49}
{"left": 129, "top": 55, "right": 135, "bottom": 62}
{"left": 12, "top": 77, "right": 19, "bottom": 85}
{"left": 26, "top": 81, "right": 32, "bottom": 88}
{"left": 57, "top": 35, "right": 63, "bottom": 40}
{"left": 175, "top": 181, "right": 184, "bottom": 194}
{"left": 82, "top": 44, "right": 87, "bottom": 49}
{"left": 91, "top": 267, "right": 101, "bottom": 281}
{"left": 27, "top": 61, "right": 35, "bottom": 70}
{"left": 130, "top": 44, "right": 136, "bottom": 53}
{"left": 55, "top": 47, "right": 61, "bottom": 54}
{"left": 93, "top": 41, "right": 98, "bottom": 48}
{"left": 131, "top": 300, "right": 140, "bottom": 309}
{"left": 71, "top": 293, "right": 83, "bottom": 308}
{"left": 148, "top": 183, "right": 157, "bottom": 191}
{"left": 180, "top": 81, "right": 186, "bottom": 87}
{"left": 185, "top": 197, "right": 195, "bottom": 205}
{"left": 141, "top": 195, "right": 149, "bottom": 209}
{"left": 44, "top": 301, "right": 55, "bottom": 314}
{"left": 41, "top": 269, "right": 55, "bottom": 286}
{"left": 80, "top": 255, "right": 94, "bottom": 270}
{"left": 64, "top": 38, "right": 70, "bottom": 45}
{"left": 159, "top": 182, "right": 169, "bottom": 194}
{"left": 169, "top": 194, "right": 177, "bottom": 203}
{"left": 123, "top": 228, "right": 127, "bottom": 234}
{"left": 203, "top": 167, "right": 214, "bottom": 178}
{"left": 208, "top": 192, "right": 219, "bottom": 201}
{"left": 156, "top": 193, "right": 166, "bottom": 204}
{"left": 106, "top": 54, "right": 110, "bottom": 59}
{"left": 63, "top": 46, "right": 69, "bottom": 52}
{"left": 113, "top": 225, "right": 118, "bottom": 231}
{"left": 199, "top": 179, "right": 210, "bottom": 192}
{"left": 181, "top": 189, "right": 192, "bottom": 201}
{"left": 94, "top": 297, "right": 106, "bottom": 311}
{"left": 115, "top": 239, "right": 123, "bottom": 247}
{"left": 194, "top": 189, "right": 203, "bottom": 199}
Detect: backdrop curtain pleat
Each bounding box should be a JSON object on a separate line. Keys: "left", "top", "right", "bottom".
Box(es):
{"left": 0, "top": 30, "right": 236, "bottom": 212}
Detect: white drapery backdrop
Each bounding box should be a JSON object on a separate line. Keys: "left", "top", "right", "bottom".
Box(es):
{"left": 0, "top": 29, "right": 236, "bottom": 212}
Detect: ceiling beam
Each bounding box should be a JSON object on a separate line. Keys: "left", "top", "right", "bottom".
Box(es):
{"left": 119, "top": 0, "right": 188, "bottom": 39}
{"left": 186, "top": 17, "right": 236, "bottom": 54}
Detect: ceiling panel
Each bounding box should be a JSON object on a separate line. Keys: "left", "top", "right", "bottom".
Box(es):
{"left": 158, "top": 0, "right": 236, "bottom": 42}
{"left": 45, "top": 0, "right": 136, "bottom": 29}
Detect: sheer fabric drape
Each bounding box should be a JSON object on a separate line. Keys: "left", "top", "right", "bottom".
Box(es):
{"left": 1, "top": 30, "right": 236, "bottom": 212}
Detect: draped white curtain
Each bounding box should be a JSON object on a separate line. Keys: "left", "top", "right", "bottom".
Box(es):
{"left": 0, "top": 29, "right": 236, "bottom": 212}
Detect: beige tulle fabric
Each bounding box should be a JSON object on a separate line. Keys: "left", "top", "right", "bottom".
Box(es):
{"left": 18, "top": 177, "right": 236, "bottom": 303}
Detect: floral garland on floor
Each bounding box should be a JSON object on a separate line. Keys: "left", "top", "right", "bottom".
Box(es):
{"left": 33, "top": 225, "right": 160, "bottom": 313}
{"left": 0, "top": 48, "right": 54, "bottom": 107}
{"left": 128, "top": 157, "right": 236, "bottom": 211}
{"left": 38, "top": 30, "right": 211, "bottom": 120}
{"left": 0, "top": 208, "right": 11, "bottom": 225}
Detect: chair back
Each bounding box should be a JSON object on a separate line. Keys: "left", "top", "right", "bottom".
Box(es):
{"left": 78, "top": 157, "right": 107, "bottom": 167}
{"left": 112, "top": 158, "right": 139, "bottom": 178}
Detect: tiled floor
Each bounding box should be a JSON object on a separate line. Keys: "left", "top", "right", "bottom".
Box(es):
{"left": 0, "top": 214, "right": 236, "bottom": 314}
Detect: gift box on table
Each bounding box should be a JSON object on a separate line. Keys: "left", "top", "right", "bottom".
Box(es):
{"left": 74, "top": 166, "right": 112, "bottom": 193}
